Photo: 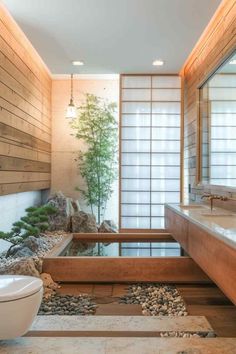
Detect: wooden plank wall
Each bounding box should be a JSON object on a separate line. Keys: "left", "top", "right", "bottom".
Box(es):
{"left": 180, "top": 0, "right": 236, "bottom": 201}
{"left": 0, "top": 4, "right": 52, "bottom": 196}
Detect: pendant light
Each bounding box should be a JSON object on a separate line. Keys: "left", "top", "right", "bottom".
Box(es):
{"left": 66, "top": 73, "right": 77, "bottom": 119}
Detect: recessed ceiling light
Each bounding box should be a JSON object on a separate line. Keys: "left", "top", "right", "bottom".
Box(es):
{"left": 72, "top": 60, "right": 84, "bottom": 66}
{"left": 152, "top": 59, "right": 164, "bottom": 66}
{"left": 229, "top": 59, "right": 236, "bottom": 65}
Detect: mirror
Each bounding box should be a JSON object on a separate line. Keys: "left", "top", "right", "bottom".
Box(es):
{"left": 199, "top": 50, "right": 236, "bottom": 187}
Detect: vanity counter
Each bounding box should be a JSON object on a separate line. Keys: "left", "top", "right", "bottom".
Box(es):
{"left": 166, "top": 204, "right": 236, "bottom": 250}
{"left": 165, "top": 203, "right": 236, "bottom": 305}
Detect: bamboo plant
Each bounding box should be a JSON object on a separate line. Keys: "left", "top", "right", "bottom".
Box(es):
{"left": 70, "top": 93, "right": 117, "bottom": 224}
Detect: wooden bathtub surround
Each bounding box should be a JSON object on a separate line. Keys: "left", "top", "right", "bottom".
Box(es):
{"left": 43, "top": 256, "right": 209, "bottom": 283}
{"left": 0, "top": 3, "right": 52, "bottom": 195}
{"left": 73, "top": 232, "right": 174, "bottom": 242}
{"left": 45, "top": 234, "right": 73, "bottom": 257}
{"left": 43, "top": 232, "right": 209, "bottom": 283}
{"left": 165, "top": 205, "right": 236, "bottom": 305}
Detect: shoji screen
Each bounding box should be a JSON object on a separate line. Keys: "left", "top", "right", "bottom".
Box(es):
{"left": 120, "top": 75, "right": 181, "bottom": 230}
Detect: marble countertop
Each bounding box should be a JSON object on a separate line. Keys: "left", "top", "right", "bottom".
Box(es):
{"left": 166, "top": 203, "right": 236, "bottom": 250}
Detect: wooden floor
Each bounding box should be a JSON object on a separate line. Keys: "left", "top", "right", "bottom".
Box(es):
{"left": 57, "top": 282, "right": 236, "bottom": 337}
{"left": 177, "top": 284, "right": 236, "bottom": 338}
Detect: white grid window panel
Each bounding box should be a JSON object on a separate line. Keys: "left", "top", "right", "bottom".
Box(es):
{"left": 120, "top": 75, "right": 181, "bottom": 230}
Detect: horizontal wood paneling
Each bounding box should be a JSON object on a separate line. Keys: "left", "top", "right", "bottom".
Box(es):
{"left": 0, "top": 35, "right": 50, "bottom": 101}
{"left": 0, "top": 97, "right": 51, "bottom": 137}
{"left": 0, "top": 122, "right": 51, "bottom": 152}
{"left": 180, "top": 0, "right": 236, "bottom": 201}
{"left": 0, "top": 155, "right": 50, "bottom": 172}
{"left": 0, "top": 4, "right": 52, "bottom": 195}
{"left": 0, "top": 181, "right": 50, "bottom": 196}
{"left": 0, "top": 12, "right": 51, "bottom": 90}
{"left": 0, "top": 171, "right": 51, "bottom": 183}
{"left": 0, "top": 141, "right": 50, "bottom": 163}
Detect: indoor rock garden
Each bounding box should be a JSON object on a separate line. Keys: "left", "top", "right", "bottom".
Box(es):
{"left": 0, "top": 192, "right": 216, "bottom": 338}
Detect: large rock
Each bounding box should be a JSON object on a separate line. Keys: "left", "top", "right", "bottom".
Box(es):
{"left": 0, "top": 258, "right": 41, "bottom": 277}
{"left": 72, "top": 211, "right": 98, "bottom": 233}
{"left": 7, "top": 244, "right": 34, "bottom": 258}
{"left": 47, "top": 192, "right": 80, "bottom": 231}
{"left": 23, "top": 236, "right": 44, "bottom": 252}
{"left": 6, "top": 236, "right": 42, "bottom": 258}
{"left": 98, "top": 220, "right": 117, "bottom": 233}
{"left": 40, "top": 273, "right": 60, "bottom": 299}
{"left": 13, "top": 247, "right": 34, "bottom": 258}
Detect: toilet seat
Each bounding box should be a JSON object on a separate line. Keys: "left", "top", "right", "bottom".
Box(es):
{"left": 0, "top": 275, "right": 43, "bottom": 302}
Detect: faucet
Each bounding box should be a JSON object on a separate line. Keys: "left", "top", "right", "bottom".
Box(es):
{"left": 201, "top": 193, "right": 228, "bottom": 211}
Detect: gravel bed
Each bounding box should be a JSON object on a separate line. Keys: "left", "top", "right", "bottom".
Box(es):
{"left": 35, "top": 232, "right": 65, "bottom": 257}
{"left": 119, "top": 284, "right": 188, "bottom": 316}
{"left": 38, "top": 294, "right": 97, "bottom": 316}
{"left": 0, "top": 232, "right": 65, "bottom": 261}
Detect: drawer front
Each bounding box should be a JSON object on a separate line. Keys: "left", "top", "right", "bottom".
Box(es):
{"left": 165, "top": 207, "right": 188, "bottom": 251}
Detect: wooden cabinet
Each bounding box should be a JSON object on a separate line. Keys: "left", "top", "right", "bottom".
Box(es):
{"left": 165, "top": 205, "right": 236, "bottom": 305}
{"left": 188, "top": 222, "right": 236, "bottom": 305}
{"left": 165, "top": 207, "right": 189, "bottom": 252}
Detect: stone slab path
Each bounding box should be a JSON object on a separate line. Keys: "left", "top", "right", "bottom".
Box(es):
{"left": 29, "top": 315, "right": 213, "bottom": 336}
{"left": 1, "top": 337, "right": 236, "bottom": 354}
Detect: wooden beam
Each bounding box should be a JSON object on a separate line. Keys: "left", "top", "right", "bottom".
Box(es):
{"left": 73, "top": 232, "right": 174, "bottom": 242}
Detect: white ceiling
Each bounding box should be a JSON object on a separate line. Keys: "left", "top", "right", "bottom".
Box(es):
{"left": 2, "top": 0, "right": 221, "bottom": 75}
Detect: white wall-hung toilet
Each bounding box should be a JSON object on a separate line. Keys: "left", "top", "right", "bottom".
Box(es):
{"left": 0, "top": 275, "right": 43, "bottom": 340}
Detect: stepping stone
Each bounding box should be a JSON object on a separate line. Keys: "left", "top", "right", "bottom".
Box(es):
{"left": 29, "top": 315, "right": 213, "bottom": 337}
{"left": 1, "top": 337, "right": 236, "bottom": 354}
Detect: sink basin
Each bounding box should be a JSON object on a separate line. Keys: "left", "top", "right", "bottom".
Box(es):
{"left": 209, "top": 216, "right": 236, "bottom": 229}
{"left": 180, "top": 204, "right": 206, "bottom": 210}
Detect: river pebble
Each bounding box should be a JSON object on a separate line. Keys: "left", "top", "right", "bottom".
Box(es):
{"left": 119, "top": 283, "right": 188, "bottom": 316}
{"left": 38, "top": 294, "right": 97, "bottom": 316}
